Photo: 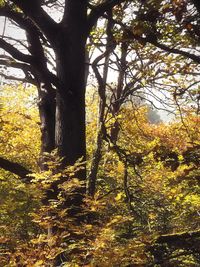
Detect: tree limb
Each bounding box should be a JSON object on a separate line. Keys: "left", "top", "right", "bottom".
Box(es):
{"left": 8, "top": 0, "right": 58, "bottom": 44}
{"left": 148, "top": 39, "right": 200, "bottom": 64}
{"left": 0, "top": 157, "right": 32, "bottom": 183}
{"left": 0, "top": 38, "right": 33, "bottom": 64}
{"left": 87, "top": 0, "right": 126, "bottom": 33}
{"left": 0, "top": 58, "right": 30, "bottom": 70}
{"left": 102, "top": 15, "right": 200, "bottom": 64}
{"left": 0, "top": 72, "right": 32, "bottom": 83}
{"left": 150, "top": 230, "right": 200, "bottom": 265}
{"left": 155, "top": 230, "right": 200, "bottom": 245}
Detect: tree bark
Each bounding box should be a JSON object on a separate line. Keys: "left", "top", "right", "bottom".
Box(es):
{"left": 54, "top": 31, "right": 87, "bottom": 176}
{"left": 43, "top": 2, "right": 88, "bottom": 210}
{"left": 38, "top": 84, "right": 56, "bottom": 161}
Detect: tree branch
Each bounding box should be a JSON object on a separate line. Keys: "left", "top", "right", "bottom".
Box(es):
{"left": 0, "top": 38, "right": 33, "bottom": 64}
{"left": 0, "top": 72, "right": 32, "bottom": 84}
{"left": 148, "top": 39, "right": 200, "bottom": 64}
{"left": 87, "top": 0, "right": 126, "bottom": 33}
{"left": 103, "top": 15, "right": 200, "bottom": 64}
{"left": 8, "top": 0, "right": 58, "bottom": 44}
{"left": 156, "top": 230, "right": 200, "bottom": 245}
{"left": 150, "top": 229, "right": 200, "bottom": 265}
{"left": 0, "top": 7, "right": 46, "bottom": 45}
{"left": 0, "top": 157, "right": 32, "bottom": 183}
{"left": 0, "top": 58, "right": 31, "bottom": 71}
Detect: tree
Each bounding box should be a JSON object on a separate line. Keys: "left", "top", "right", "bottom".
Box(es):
{"left": 0, "top": 0, "right": 128, "bottom": 200}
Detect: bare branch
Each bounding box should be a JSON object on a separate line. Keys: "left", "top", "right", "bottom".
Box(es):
{"left": 0, "top": 58, "right": 30, "bottom": 70}
{"left": 0, "top": 38, "right": 33, "bottom": 63}
{"left": 0, "top": 72, "right": 30, "bottom": 83}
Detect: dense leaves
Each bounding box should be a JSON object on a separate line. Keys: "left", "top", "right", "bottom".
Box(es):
{"left": 0, "top": 85, "right": 199, "bottom": 266}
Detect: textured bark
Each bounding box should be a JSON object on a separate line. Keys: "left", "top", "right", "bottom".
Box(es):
{"left": 55, "top": 56, "right": 86, "bottom": 169}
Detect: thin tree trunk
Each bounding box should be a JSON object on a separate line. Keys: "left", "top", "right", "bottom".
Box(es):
{"left": 87, "top": 100, "right": 106, "bottom": 197}
{"left": 111, "top": 42, "right": 128, "bottom": 143}
{"left": 88, "top": 14, "right": 114, "bottom": 197}
{"left": 38, "top": 84, "right": 56, "bottom": 168}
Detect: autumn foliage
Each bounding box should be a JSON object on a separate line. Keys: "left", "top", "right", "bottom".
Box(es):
{"left": 0, "top": 84, "right": 199, "bottom": 266}
{"left": 0, "top": 0, "right": 200, "bottom": 266}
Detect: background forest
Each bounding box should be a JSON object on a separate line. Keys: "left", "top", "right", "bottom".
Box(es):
{"left": 0, "top": 0, "right": 200, "bottom": 266}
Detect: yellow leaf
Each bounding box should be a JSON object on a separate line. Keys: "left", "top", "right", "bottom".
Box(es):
{"left": 115, "top": 192, "right": 123, "bottom": 201}
{"left": 33, "top": 260, "right": 44, "bottom": 267}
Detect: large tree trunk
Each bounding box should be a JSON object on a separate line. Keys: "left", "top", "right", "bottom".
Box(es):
{"left": 55, "top": 52, "right": 86, "bottom": 169}
{"left": 53, "top": 6, "right": 88, "bottom": 265}
{"left": 55, "top": 1, "right": 87, "bottom": 169}
{"left": 55, "top": 37, "right": 87, "bottom": 176}
{"left": 48, "top": 2, "right": 88, "bottom": 209}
